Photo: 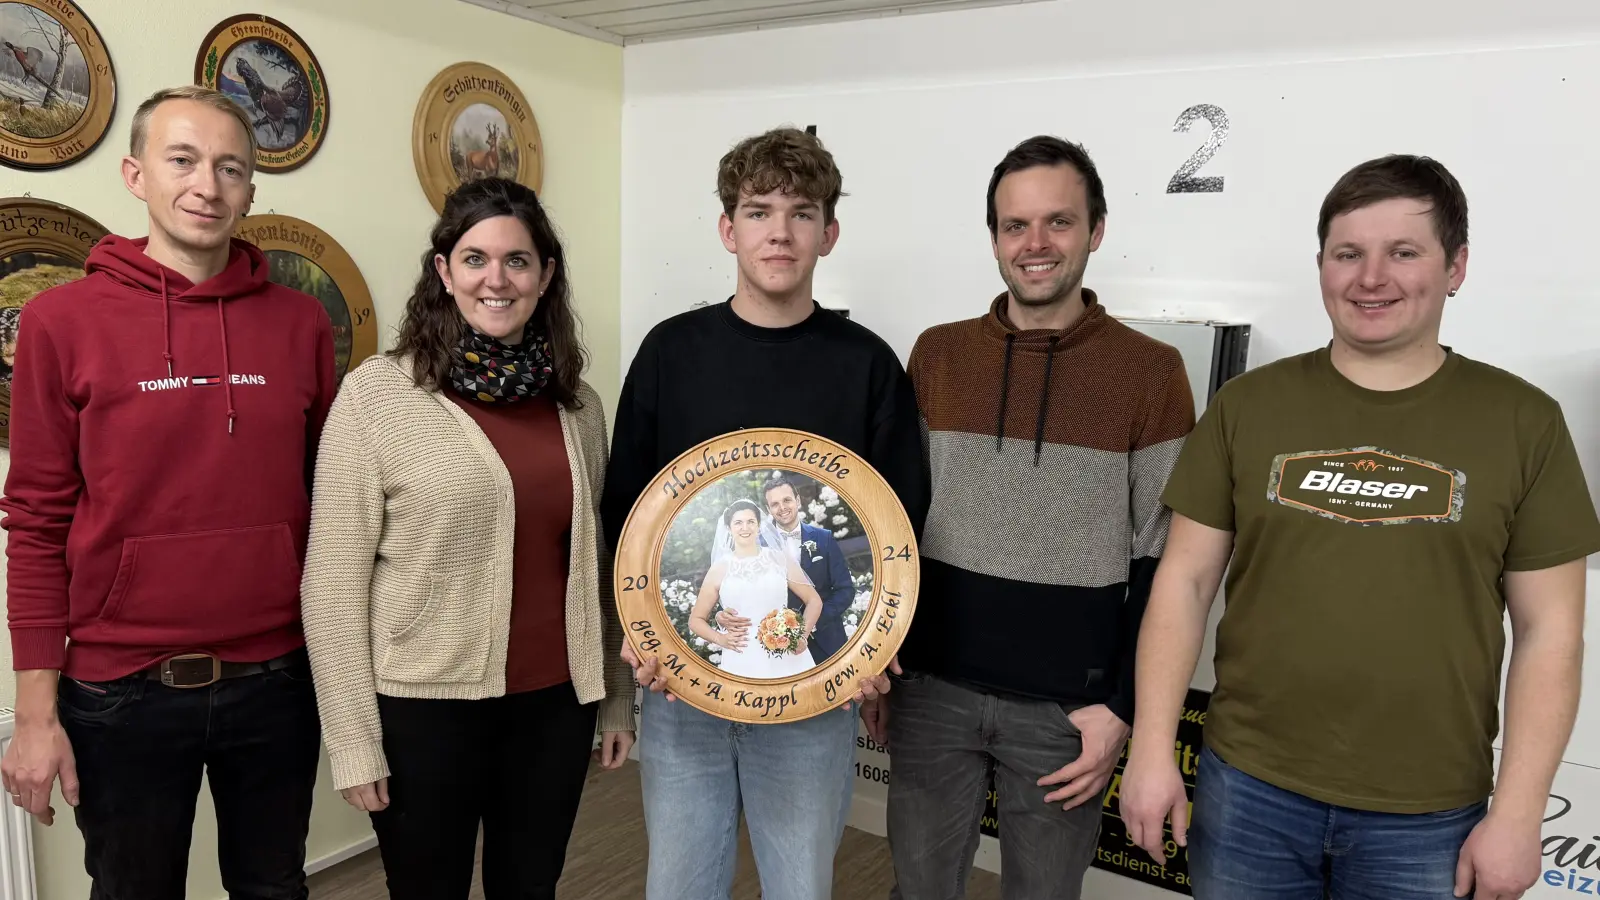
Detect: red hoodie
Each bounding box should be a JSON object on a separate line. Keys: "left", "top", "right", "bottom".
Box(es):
{"left": 2, "top": 236, "right": 337, "bottom": 680}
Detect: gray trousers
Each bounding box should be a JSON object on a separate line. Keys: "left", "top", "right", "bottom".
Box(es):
{"left": 885, "top": 672, "right": 1102, "bottom": 900}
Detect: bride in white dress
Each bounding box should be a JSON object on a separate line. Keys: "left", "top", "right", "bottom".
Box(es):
{"left": 688, "top": 499, "right": 823, "bottom": 679}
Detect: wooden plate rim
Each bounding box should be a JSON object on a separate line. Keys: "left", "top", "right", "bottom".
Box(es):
{"left": 0, "top": 0, "right": 119, "bottom": 171}
{"left": 410, "top": 61, "right": 544, "bottom": 216}
{"left": 613, "top": 426, "right": 920, "bottom": 725}
{"left": 192, "top": 12, "right": 330, "bottom": 174}
{"left": 232, "top": 211, "right": 377, "bottom": 378}
{"left": 0, "top": 194, "right": 109, "bottom": 448}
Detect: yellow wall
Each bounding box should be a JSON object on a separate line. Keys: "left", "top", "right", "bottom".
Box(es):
{"left": 0, "top": 0, "right": 622, "bottom": 897}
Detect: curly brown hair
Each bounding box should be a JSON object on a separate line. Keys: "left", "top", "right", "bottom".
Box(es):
{"left": 716, "top": 127, "right": 846, "bottom": 224}
{"left": 390, "top": 177, "right": 588, "bottom": 407}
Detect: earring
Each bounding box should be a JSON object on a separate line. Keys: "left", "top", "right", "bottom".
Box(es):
{"left": 1448, "top": 289, "right": 1457, "bottom": 297}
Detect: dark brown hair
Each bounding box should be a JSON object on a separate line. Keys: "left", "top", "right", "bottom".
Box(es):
{"left": 987, "top": 135, "right": 1107, "bottom": 237}
{"left": 723, "top": 499, "right": 761, "bottom": 527}
{"left": 390, "top": 177, "right": 588, "bottom": 407}
{"left": 1317, "top": 154, "right": 1469, "bottom": 259}
{"left": 762, "top": 473, "right": 798, "bottom": 501}
{"left": 717, "top": 127, "right": 846, "bottom": 224}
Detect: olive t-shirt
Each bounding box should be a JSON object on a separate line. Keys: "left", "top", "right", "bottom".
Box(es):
{"left": 1162, "top": 346, "right": 1600, "bottom": 813}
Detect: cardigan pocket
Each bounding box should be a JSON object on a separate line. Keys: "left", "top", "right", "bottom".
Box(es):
{"left": 387, "top": 578, "right": 444, "bottom": 646}
{"left": 375, "top": 574, "right": 492, "bottom": 684}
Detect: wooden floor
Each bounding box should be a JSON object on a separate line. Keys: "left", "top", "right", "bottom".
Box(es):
{"left": 307, "top": 758, "right": 1001, "bottom": 899}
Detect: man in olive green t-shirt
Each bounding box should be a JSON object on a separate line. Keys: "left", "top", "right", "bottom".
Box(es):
{"left": 1119, "top": 154, "right": 1600, "bottom": 900}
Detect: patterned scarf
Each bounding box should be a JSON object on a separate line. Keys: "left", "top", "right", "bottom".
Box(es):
{"left": 447, "top": 322, "right": 555, "bottom": 403}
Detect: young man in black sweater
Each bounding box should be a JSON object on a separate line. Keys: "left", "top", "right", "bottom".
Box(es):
{"left": 601, "top": 127, "right": 928, "bottom": 900}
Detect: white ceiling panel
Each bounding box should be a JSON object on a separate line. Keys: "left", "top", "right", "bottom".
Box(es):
{"left": 462, "top": 0, "right": 1056, "bottom": 45}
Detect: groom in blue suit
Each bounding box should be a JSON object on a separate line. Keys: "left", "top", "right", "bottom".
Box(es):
{"left": 762, "top": 475, "right": 855, "bottom": 665}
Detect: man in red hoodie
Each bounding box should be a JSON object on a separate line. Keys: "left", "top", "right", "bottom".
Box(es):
{"left": 0, "top": 85, "right": 337, "bottom": 899}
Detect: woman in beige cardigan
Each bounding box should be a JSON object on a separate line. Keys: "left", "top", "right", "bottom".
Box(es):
{"left": 299, "top": 177, "right": 634, "bottom": 900}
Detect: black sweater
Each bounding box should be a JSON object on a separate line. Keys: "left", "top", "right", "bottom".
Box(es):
{"left": 600, "top": 300, "right": 930, "bottom": 553}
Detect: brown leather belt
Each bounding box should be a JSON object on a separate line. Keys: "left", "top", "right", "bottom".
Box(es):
{"left": 144, "top": 648, "right": 306, "bottom": 689}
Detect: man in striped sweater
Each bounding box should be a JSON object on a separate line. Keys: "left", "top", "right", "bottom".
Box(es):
{"left": 880, "top": 136, "right": 1195, "bottom": 899}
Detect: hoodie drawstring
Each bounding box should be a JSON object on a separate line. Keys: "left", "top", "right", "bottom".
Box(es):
{"left": 995, "top": 334, "right": 1015, "bottom": 451}
{"left": 159, "top": 270, "right": 174, "bottom": 377}
{"left": 101, "top": 236, "right": 252, "bottom": 436}
{"left": 994, "top": 333, "right": 1062, "bottom": 468}
{"left": 1032, "top": 336, "right": 1060, "bottom": 466}
{"left": 217, "top": 300, "right": 235, "bottom": 435}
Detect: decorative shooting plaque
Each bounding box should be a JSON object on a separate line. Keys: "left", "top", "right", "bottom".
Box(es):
{"left": 0, "top": 0, "right": 117, "bottom": 170}
{"left": 412, "top": 61, "right": 543, "bottom": 215}
{"left": 0, "top": 196, "right": 107, "bottom": 446}
{"left": 195, "top": 14, "right": 330, "bottom": 173}
{"left": 614, "top": 428, "right": 919, "bottom": 724}
{"left": 233, "top": 213, "right": 376, "bottom": 382}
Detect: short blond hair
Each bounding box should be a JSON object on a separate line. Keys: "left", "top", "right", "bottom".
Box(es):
{"left": 129, "top": 85, "right": 258, "bottom": 165}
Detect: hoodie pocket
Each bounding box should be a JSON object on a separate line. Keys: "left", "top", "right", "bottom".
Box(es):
{"left": 99, "top": 524, "right": 301, "bottom": 644}
{"left": 375, "top": 574, "right": 492, "bottom": 685}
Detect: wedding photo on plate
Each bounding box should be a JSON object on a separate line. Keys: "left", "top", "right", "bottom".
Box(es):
{"left": 659, "top": 469, "right": 873, "bottom": 680}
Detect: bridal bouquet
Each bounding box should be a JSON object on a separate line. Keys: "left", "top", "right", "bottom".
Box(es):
{"left": 756, "top": 608, "right": 806, "bottom": 659}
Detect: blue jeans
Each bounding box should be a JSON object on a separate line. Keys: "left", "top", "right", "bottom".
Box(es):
{"left": 639, "top": 690, "right": 858, "bottom": 900}
{"left": 1191, "top": 745, "right": 1488, "bottom": 900}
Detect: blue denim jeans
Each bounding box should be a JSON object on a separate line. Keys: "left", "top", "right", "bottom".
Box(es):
{"left": 1191, "top": 745, "right": 1489, "bottom": 900}
{"left": 639, "top": 690, "right": 858, "bottom": 900}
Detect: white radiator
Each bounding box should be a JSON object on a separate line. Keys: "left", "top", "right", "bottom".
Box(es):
{"left": 0, "top": 710, "right": 36, "bottom": 900}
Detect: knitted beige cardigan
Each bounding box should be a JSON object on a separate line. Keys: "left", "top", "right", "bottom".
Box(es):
{"left": 299, "top": 354, "right": 634, "bottom": 791}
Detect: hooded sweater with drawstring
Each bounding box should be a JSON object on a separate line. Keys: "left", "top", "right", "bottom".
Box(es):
{"left": 900, "top": 290, "right": 1195, "bottom": 723}
{"left": 2, "top": 235, "right": 338, "bottom": 681}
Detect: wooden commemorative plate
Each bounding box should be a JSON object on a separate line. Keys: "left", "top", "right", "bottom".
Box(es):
{"left": 614, "top": 428, "right": 919, "bottom": 724}
{"left": 0, "top": 0, "right": 116, "bottom": 170}
{"left": 412, "top": 61, "right": 543, "bottom": 214}
{"left": 0, "top": 196, "right": 107, "bottom": 446}
{"left": 195, "top": 14, "right": 329, "bottom": 173}
{"left": 233, "top": 213, "right": 376, "bottom": 382}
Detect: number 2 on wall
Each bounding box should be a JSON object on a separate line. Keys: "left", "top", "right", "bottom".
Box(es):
{"left": 1167, "top": 103, "right": 1229, "bottom": 194}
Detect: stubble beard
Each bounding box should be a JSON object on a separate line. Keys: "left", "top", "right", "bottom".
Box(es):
{"left": 1000, "top": 251, "right": 1088, "bottom": 310}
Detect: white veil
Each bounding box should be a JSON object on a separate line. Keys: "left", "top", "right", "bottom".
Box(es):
{"left": 708, "top": 498, "right": 814, "bottom": 587}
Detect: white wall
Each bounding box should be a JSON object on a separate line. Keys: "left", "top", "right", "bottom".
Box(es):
{"left": 621, "top": 2, "right": 1600, "bottom": 895}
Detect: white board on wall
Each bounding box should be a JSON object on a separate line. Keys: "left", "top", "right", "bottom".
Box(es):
{"left": 620, "top": 21, "right": 1600, "bottom": 787}
{"left": 620, "top": 34, "right": 1600, "bottom": 497}
{"left": 619, "top": 9, "right": 1600, "bottom": 895}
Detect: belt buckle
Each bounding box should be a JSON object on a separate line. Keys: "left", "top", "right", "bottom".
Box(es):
{"left": 160, "top": 653, "right": 221, "bottom": 689}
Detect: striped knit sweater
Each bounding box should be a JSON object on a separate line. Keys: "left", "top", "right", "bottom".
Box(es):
{"left": 901, "top": 290, "right": 1195, "bottom": 723}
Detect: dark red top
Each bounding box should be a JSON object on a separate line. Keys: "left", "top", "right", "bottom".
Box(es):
{"left": 446, "top": 391, "right": 573, "bottom": 694}
{"left": 2, "top": 235, "right": 338, "bottom": 680}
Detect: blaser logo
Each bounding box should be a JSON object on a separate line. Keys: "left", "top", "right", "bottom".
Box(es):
{"left": 138, "top": 374, "right": 268, "bottom": 392}
{"left": 1266, "top": 446, "right": 1466, "bottom": 525}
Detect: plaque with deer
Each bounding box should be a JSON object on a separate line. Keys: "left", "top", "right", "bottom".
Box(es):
{"left": 412, "top": 62, "right": 544, "bottom": 215}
